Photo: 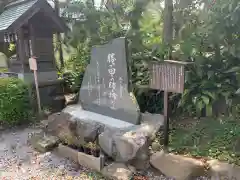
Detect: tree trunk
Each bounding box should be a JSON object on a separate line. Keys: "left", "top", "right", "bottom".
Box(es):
{"left": 54, "top": 0, "right": 64, "bottom": 69}
{"left": 163, "top": 0, "right": 173, "bottom": 52}
{"left": 162, "top": 0, "right": 174, "bottom": 150}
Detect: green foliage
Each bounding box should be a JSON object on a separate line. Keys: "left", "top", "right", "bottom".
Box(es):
{"left": 0, "top": 68, "right": 7, "bottom": 72}
{"left": 61, "top": 71, "right": 84, "bottom": 93}
{"left": 65, "top": 42, "right": 90, "bottom": 72}
{"left": 0, "top": 78, "right": 32, "bottom": 126}
{"left": 131, "top": 52, "right": 164, "bottom": 113}
{"left": 61, "top": 0, "right": 151, "bottom": 95}
{"left": 170, "top": 117, "right": 240, "bottom": 165}
{"left": 171, "top": 0, "right": 240, "bottom": 116}
{"left": 175, "top": 62, "right": 238, "bottom": 116}
{"left": 61, "top": 0, "right": 240, "bottom": 117}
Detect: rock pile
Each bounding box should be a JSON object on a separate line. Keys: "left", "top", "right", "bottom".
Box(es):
{"left": 41, "top": 105, "right": 164, "bottom": 165}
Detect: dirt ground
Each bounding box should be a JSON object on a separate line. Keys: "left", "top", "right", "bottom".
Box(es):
{"left": 0, "top": 125, "right": 210, "bottom": 180}
{"left": 0, "top": 127, "right": 104, "bottom": 180}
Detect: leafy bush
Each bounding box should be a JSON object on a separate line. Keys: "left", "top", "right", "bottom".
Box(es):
{"left": 61, "top": 71, "right": 84, "bottom": 94}
{"left": 0, "top": 68, "right": 7, "bottom": 72}
{"left": 57, "top": 43, "right": 89, "bottom": 94}
{"left": 61, "top": 0, "right": 240, "bottom": 118}
{"left": 0, "top": 78, "right": 32, "bottom": 126}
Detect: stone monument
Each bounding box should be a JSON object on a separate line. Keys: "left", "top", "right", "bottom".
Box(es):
{"left": 79, "top": 37, "right": 140, "bottom": 125}
{"left": 41, "top": 37, "right": 164, "bottom": 172}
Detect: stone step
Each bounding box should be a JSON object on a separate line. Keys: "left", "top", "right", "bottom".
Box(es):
{"left": 63, "top": 105, "right": 135, "bottom": 129}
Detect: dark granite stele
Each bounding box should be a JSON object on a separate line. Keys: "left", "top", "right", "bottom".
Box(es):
{"left": 79, "top": 37, "right": 140, "bottom": 125}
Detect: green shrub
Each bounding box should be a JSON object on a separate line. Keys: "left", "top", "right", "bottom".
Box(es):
{"left": 61, "top": 71, "right": 84, "bottom": 94}
{"left": 0, "top": 68, "right": 8, "bottom": 72}
{"left": 0, "top": 78, "right": 32, "bottom": 126}
{"left": 169, "top": 117, "right": 240, "bottom": 165}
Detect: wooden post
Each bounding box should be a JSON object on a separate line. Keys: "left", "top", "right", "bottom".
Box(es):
{"left": 34, "top": 69, "right": 41, "bottom": 114}
{"left": 28, "top": 26, "right": 41, "bottom": 114}
{"left": 163, "top": 91, "right": 169, "bottom": 149}
{"left": 29, "top": 57, "right": 41, "bottom": 114}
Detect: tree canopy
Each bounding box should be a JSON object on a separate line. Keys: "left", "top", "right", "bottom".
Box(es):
{"left": 60, "top": 0, "right": 240, "bottom": 116}
{"left": 1, "top": 0, "right": 240, "bottom": 116}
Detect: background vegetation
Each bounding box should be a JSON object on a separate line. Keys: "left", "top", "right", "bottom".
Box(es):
{"left": 1, "top": 0, "right": 239, "bottom": 117}
{"left": 59, "top": 0, "right": 240, "bottom": 117}
{"left": 0, "top": 78, "right": 32, "bottom": 126}
{"left": 57, "top": 0, "right": 240, "bottom": 164}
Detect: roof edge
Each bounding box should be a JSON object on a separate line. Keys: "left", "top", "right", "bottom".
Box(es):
{"left": 0, "top": 0, "right": 69, "bottom": 33}
{"left": 5, "top": 0, "right": 35, "bottom": 10}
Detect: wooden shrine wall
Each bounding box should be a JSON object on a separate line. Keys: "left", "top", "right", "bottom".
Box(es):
{"left": 28, "top": 12, "right": 57, "bottom": 72}
{"left": 32, "top": 28, "right": 55, "bottom": 72}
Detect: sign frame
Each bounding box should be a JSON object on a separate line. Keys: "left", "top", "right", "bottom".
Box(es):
{"left": 149, "top": 60, "right": 192, "bottom": 149}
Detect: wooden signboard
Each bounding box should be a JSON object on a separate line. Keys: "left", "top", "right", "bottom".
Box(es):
{"left": 29, "top": 57, "right": 37, "bottom": 71}
{"left": 150, "top": 61, "right": 185, "bottom": 93}
{"left": 149, "top": 60, "right": 190, "bottom": 149}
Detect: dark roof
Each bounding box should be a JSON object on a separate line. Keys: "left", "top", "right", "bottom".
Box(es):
{"left": 0, "top": 0, "right": 69, "bottom": 33}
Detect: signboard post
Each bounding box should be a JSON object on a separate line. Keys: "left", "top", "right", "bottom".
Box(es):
{"left": 29, "top": 57, "right": 41, "bottom": 114}
{"left": 150, "top": 60, "right": 190, "bottom": 149}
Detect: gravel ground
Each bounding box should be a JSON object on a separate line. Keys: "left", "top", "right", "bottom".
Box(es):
{"left": 0, "top": 127, "right": 103, "bottom": 180}
{"left": 0, "top": 127, "right": 210, "bottom": 180}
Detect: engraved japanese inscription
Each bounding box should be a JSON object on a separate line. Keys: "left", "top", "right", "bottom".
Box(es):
{"left": 79, "top": 37, "right": 140, "bottom": 124}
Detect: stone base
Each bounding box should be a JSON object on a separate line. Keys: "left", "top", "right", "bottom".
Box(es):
{"left": 150, "top": 151, "right": 205, "bottom": 180}
{"left": 54, "top": 144, "right": 104, "bottom": 171}
{"left": 99, "top": 112, "right": 164, "bottom": 162}
{"left": 45, "top": 105, "right": 164, "bottom": 163}
{"left": 63, "top": 105, "right": 135, "bottom": 129}
{"left": 207, "top": 160, "right": 240, "bottom": 179}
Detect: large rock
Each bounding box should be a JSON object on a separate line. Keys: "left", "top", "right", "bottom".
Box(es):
{"left": 101, "top": 163, "right": 133, "bottom": 180}
{"left": 45, "top": 105, "right": 163, "bottom": 163}
{"left": 141, "top": 112, "right": 165, "bottom": 139}
{"left": 30, "top": 132, "right": 59, "bottom": 153}
{"left": 63, "top": 104, "right": 135, "bottom": 140}
{"left": 207, "top": 160, "right": 240, "bottom": 180}
{"left": 129, "top": 140, "right": 150, "bottom": 170}
{"left": 150, "top": 151, "right": 205, "bottom": 180}
{"left": 63, "top": 106, "right": 101, "bottom": 142}
{"left": 44, "top": 112, "right": 83, "bottom": 146}
{"left": 45, "top": 105, "right": 104, "bottom": 144}
{"left": 99, "top": 125, "right": 146, "bottom": 162}
{"left": 99, "top": 113, "right": 164, "bottom": 162}
{"left": 45, "top": 104, "right": 135, "bottom": 143}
